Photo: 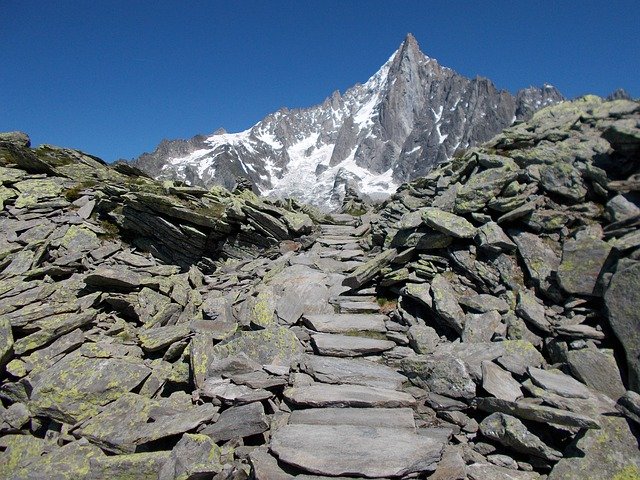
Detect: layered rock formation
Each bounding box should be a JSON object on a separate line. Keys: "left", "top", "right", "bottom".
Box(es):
{"left": 132, "top": 34, "right": 563, "bottom": 209}
{"left": 1, "top": 94, "right": 640, "bottom": 480}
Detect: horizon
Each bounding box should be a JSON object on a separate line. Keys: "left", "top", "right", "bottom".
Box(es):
{"left": 1, "top": 1, "right": 639, "bottom": 162}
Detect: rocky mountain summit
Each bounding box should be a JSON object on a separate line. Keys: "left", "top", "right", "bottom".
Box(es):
{"left": 132, "top": 34, "right": 563, "bottom": 209}
{"left": 1, "top": 94, "right": 640, "bottom": 480}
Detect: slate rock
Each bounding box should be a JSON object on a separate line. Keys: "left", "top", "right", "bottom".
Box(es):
{"left": 301, "top": 355, "right": 406, "bottom": 390}
{"left": 516, "top": 290, "right": 551, "bottom": 333}
{"left": 467, "top": 463, "right": 541, "bottom": 480}
{"left": 547, "top": 415, "right": 640, "bottom": 480}
{"left": 616, "top": 390, "right": 640, "bottom": 426}
{"left": 283, "top": 384, "right": 416, "bottom": 408}
{"left": 407, "top": 324, "right": 440, "bottom": 354}
{"left": 604, "top": 261, "right": 640, "bottom": 391}
{"left": 75, "top": 392, "right": 218, "bottom": 454}
{"left": 566, "top": 348, "right": 626, "bottom": 400}
{"left": 462, "top": 310, "right": 502, "bottom": 343}
{"left": 476, "top": 222, "right": 517, "bottom": 253}
{"left": 158, "top": 433, "right": 222, "bottom": 480}
{"left": 430, "top": 445, "right": 467, "bottom": 480}
{"left": 270, "top": 424, "right": 445, "bottom": 478}
{"left": 431, "top": 274, "right": 465, "bottom": 334}
{"left": 302, "top": 313, "right": 387, "bottom": 333}
{"left": 482, "top": 361, "right": 523, "bottom": 402}
{"left": 511, "top": 231, "right": 560, "bottom": 291}
{"left": 557, "top": 234, "right": 611, "bottom": 296}
{"left": 289, "top": 407, "right": 416, "bottom": 429}
{"left": 29, "top": 353, "right": 151, "bottom": 424}
{"left": 402, "top": 354, "right": 476, "bottom": 399}
{"left": 528, "top": 367, "right": 591, "bottom": 399}
{"left": 84, "top": 266, "right": 148, "bottom": 290}
{"left": 0, "top": 316, "right": 13, "bottom": 368}
{"left": 311, "top": 333, "right": 396, "bottom": 357}
{"left": 474, "top": 397, "right": 600, "bottom": 429}
{"left": 199, "top": 402, "right": 269, "bottom": 441}
{"left": 455, "top": 167, "right": 519, "bottom": 213}
{"left": 459, "top": 294, "right": 510, "bottom": 313}
{"left": 249, "top": 449, "right": 295, "bottom": 480}
{"left": 87, "top": 451, "right": 170, "bottom": 480}
{"left": 480, "top": 412, "right": 562, "bottom": 461}
{"left": 342, "top": 248, "right": 397, "bottom": 289}
{"left": 421, "top": 207, "right": 477, "bottom": 238}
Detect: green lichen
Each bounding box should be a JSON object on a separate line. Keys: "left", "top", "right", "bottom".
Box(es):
{"left": 613, "top": 465, "right": 640, "bottom": 480}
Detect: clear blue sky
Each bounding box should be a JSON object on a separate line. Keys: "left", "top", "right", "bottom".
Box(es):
{"left": 1, "top": 1, "right": 638, "bottom": 162}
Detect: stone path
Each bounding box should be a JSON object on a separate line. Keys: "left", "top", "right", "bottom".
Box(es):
{"left": 259, "top": 214, "right": 450, "bottom": 478}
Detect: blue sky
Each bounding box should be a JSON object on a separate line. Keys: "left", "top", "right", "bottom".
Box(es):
{"left": 1, "top": 1, "right": 638, "bottom": 162}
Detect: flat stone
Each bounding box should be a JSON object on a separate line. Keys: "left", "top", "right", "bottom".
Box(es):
{"left": 402, "top": 354, "right": 476, "bottom": 399}
{"left": 467, "top": 463, "right": 541, "bottom": 480}
{"left": 270, "top": 424, "right": 444, "bottom": 478}
{"left": 249, "top": 449, "right": 295, "bottom": 480}
{"left": 138, "top": 324, "right": 190, "bottom": 352}
{"left": 460, "top": 294, "right": 510, "bottom": 313}
{"left": 516, "top": 289, "right": 551, "bottom": 333}
{"left": 604, "top": 261, "right": 640, "bottom": 391}
{"left": 200, "top": 378, "right": 273, "bottom": 404}
{"left": 482, "top": 361, "right": 523, "bottom": 402}
{"left": 342, "top": 248, "right": 397, "bottom": 289}
{"left": 528, "top": 367, "right": 591, "bottom": 399}
{"left": 462, "top": 310, "right": 502, "bottom": 343}
{"left": 283, "top": 384, "right": 416, "bottom": 408}
{"left": 430, "top": 445, "right": 467, "bottom": 480}
{"left": 301, "top": 355, "right": 406, "bottom": 390}
{"left": 474, "top": 397, "right": 600, "bottom": 429}
{"left": 0, "top": 317, "right": 13, "bottom": 368}
{"left": 289, "top": 407, "right": 416, "bottom": 429}
{"left": 158, "top": 433, "right": 222, "bottom": 480}
{"left": 616, "top": 391, "right": 640, "bottom": 426}
{"left": 311, "top": 333, "right": 396, "bottom": 357}
{"left": 407, "top": 324, "right": 440, "bottom": 354}
{"left": 210, "top": 326, "right": 302, "bottom": 367}
{"left": 302, "top": 313, "right": 387, "bottom": 333}
{"left": 76, "top": 393, "right": 218, "bottom": 454}
{"left": 480, "top": 412, "right": 562, "bottom": 461}
{"left": 566, "top": 348, "right": 626, "bottom": 400}
{"left": 276, "top": 281, "right": 331, "bottom": 325}
{"left": 511, "top": 231, "right": 560, "bottom": 291}
{"left": 199, "top": 402, "right": 269, "bottom": 441}
{"left": 29, "top": 353, "right": 151, "bottom": 424}
{"left": 475, "top": 222, "right": 517, "bottom": 253}
{"left": 557, "top": 234, "right": 612, "bottom": 296}
{"left": 87, "top": 451, "right": 169, "bottom": 480}
{"left": 454, "top": 167, "right": 519, "bottom": 214}
{"left": 431, "top": 274, "right": 465, "bottom": 334}
{"left": 84, "top": 266, "right": 148, "bottom": 290}
{"left": 421, "top": 207, "right": 477, "bottom": 238}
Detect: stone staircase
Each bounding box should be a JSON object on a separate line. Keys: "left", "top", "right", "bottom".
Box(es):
{"left": 259, "top": 214, "right": 451, "bottom": 479}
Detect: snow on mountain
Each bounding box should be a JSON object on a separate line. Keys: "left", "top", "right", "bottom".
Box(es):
{"left": 132, "top": 34, "right": 564, "bottom": 210}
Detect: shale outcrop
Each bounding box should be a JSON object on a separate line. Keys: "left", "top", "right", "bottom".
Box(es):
{"left": 1, "top": 94, "right": 639, "bottom": 480}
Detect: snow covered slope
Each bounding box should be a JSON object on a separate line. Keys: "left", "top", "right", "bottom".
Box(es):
{"left": 133, "top": 34, "right": 563, "bottom": 209}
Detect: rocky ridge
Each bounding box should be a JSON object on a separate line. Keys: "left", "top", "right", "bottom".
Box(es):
{"left": 132, "top": 34, "right": 563, "bottom": 209}
{"left": 0, "top": 94, "right": 639, "bottom": 480}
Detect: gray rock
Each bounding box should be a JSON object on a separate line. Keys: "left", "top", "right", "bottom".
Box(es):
{"left": 455, "top": 167, "right": 519, "bottom": 213}
{"left": 402, "top": 354, "right": 476, "bottom": 399}
{"left": 474, "top": 397, "right": 600, "bottom": 429}
{"left": 249, "top": 449, "right": 295, "bottom": 480}
{"left": 539, "top": 162, "right": 587, "bottom": 201}
{"left": 0, "top": 131, "right": 30, "bottom": 147}
{"left": 480, "top": 412, "right": 562, "bottom": 460}
{"left": 467, "top": 463, "right": 542, "bottom": 480}
{"left": 566, "top": 348, "right": 626, "bottom": 400}
{"left": 311, "top": 333, "right": 396, "bottom": 357}
{"left": 407, "top": 324, "right": 440, "bottom": 353}
{"left": 29, "top": 353, "right": 151, "bottom": 424}
{"left": 604, "top": 261, "right": 640, "bottom": 391}
{"left": 557, "top": 234, "right": 611, "bottom": 296}
{"left": 482, "top": 361, "right": 523, "bottom": 402}
{"left": 342, "top": 248, "right": 397, "bottom": 289}
{"left": 270, "top": 424, "right": 444, "bottom": 477}
{"left": 402, "top": 282, "right": 433, "bottom": 308}
{"left": 158, "top": 433, "right": 222, "bottom": 480}
{"left": 138, "top": 324, "right": 190, "bottom": 352}
{"left": 459, "top": 294, "right": 510, "bottom": 313}
{"left": 0, "top": 317, "right": 13, "bottom": 368}
{"left": 511, "top": 231, "right": 560, "bottom": 291}
{"left": 476, "top": 221, "right": 517, "bottom": 253}
{"left": 528, "top": 367, "right": 591, "bottom": 399}
{"left": 75, "top": 393, "right": 218, "bottom": 454}
{"left": 289, "top": 407, "right": 416, "bottom": 429}
{"left": 430, "top": 445, "right": 467, "bottom": 480}
{"left": 302, "top": 313, "right": 387, "bottom": 333}
{"left": 276, "top": 282, "right": 331, "bottom": 325}
{"left": 616, "top": 390, "right": 640, "bottom": 426}
{"left": 462, "top": 310, "right": 502, "bottom": 343}
{"left": 199, "top": 402, "right": 269, "bottom": 441}
{"left": 547, "top": 415, "right": 640, "bottom": 480}
{"left": 200, "top": 378, "right": 273, "bottom": 404}
{"left": 301, "top": 355, "right": 406, "bottom": 390}
{"left": 516, "top": 290, "right": 551, "bottom": 333}
{"left": 421, "top": 207, "right": 477, "bottom": 238}
{"left": 283, "top": 384, "right": 416, "bottom": 408}
{"left": 84, "top": 266, "right": 149, "bottom": 290}
{"left": 431, "top": 274, "right": 465, "bottom": 334}
{"left": 87, "top": 452, "right": 170, "bottom": 480}
{"left": 606, "top": 194, "right": 640, "bottom": 222}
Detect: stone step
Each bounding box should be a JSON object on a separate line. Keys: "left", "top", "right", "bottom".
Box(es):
{"left": 316, "top": 237, "right": 361, "bottom": 246}
{"left": 300, "top": 355, "right": 407, "bottom": 390}
{"left": 323, "top": 214, "right": 360, "bottom": 226}
{"left": 336, "top": 300, "right": 381, "bottom": 314}
{"left": 270, "top": 424, "right": 445, "bottom": 478}
{"left": 288, "top": 407, "right": 416, "bottom": 429}
{"left": 317, "top": 249, "right": 364, "bottom": 260}
{"left": 311, "top": 333, "right": 396, "bottom": 357}
{"left": 329, "top": 295, "right": 377, "bottom": 304}
{"left": 302, "top": 313, "right": 387, "bottom": 333}
{"left": 283, "top": 383, "right": 416, "bottom": 408}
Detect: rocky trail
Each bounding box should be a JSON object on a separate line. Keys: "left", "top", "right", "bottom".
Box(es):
{"left": 1, "top": 95, "right": 640, "bottom": 480}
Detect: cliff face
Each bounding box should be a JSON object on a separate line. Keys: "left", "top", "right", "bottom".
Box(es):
{"left": 1, "top": 95, "right": 639, "bottom": 479}
{"left": 132, "top": 34, "right": 563, "bottom": 209}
